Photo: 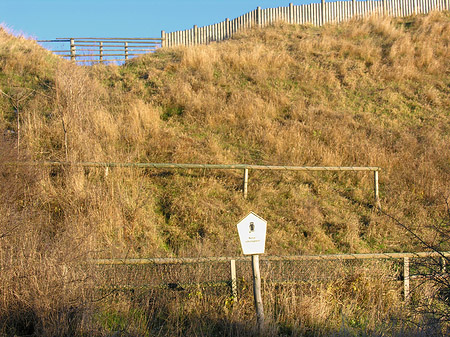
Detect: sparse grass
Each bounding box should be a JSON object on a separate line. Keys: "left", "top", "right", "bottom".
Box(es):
{"left": 1, "top": 12, "right": 450, "bottom": 336}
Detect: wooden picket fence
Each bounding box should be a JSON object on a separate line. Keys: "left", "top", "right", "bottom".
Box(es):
{"left": 161, "top": 0, "right": 450, "bottom": 47}
{"left": 39, "top": 0, "right": 449, "bottom": 62}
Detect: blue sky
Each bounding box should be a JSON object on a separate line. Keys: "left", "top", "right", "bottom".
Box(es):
{"left": 0, "top": 0, "right": 311, "bottom": 40}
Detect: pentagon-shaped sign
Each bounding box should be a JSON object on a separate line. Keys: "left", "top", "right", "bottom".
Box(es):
{"left": 237, "top": 212, "right": 267, "bottom": 255}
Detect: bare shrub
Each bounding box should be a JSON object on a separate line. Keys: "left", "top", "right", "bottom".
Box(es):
{"left": 0, "top": 137, "right": 95, "bottom": 336}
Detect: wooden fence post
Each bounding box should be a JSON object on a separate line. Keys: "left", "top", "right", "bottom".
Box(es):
{"left": 70, "top": 38, "right": 75, "bottom": 61}
{"left": 99, "top": 41, "right": 103, "bottom": 63}
{"left": 404, "top": 257, "right": 410, "bottom": 302}
{"left": 243, "top": 168, "right": 249, "bottom": 199}
{"left": 374, "top": 170, "right": 381, "bottom": 209}
{"left": 124, "top": 42, "right": 128, "bottom": 60}
{"left": 230, "top": 259, "right": 237, "bottom": 300}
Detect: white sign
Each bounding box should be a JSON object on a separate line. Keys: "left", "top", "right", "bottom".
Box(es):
{"left": 237, "top": 212, "right": 267, "bottom": 255}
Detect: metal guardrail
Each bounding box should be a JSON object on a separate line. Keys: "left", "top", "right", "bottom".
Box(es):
{"left": 38, "top": 37, "right": 163, "bottom": 64}
{"left": 5, "top": 161, "right": 382, "bottom": 207}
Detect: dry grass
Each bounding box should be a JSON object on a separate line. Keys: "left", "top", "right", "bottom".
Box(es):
{"left": 1, "top": 12, "right": 450, "bottom": 335}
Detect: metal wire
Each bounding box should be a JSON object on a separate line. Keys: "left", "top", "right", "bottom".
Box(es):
{"left": 92, "top": 252, "right": 449, "bottom": 295}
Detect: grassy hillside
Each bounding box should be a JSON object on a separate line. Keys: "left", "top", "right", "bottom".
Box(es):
{"left": 1, "top": 12, "right": 450, "bottom": 336}
{"left": 1, "top": 13, "right": 450, "bottom": 259}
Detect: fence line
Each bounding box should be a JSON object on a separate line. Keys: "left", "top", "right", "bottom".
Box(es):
{"left": 38, "top": 37, "right": 163, "bottom": 64}
{"left": 39, "top": 0, "right": 449, "bottom": 61}
{"left": 94, "top": 251, "right": 450, "bottom": 301}
{"left": 93, "top": 251, "right": 450, "bottom": 265}
{"left": 161, "top": 0, "right": 450, "bottom": 48}
{"left": 6, "top": 161, "right": 381, "bottom": 206}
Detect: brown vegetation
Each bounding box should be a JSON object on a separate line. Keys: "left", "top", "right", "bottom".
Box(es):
{"left": 1, "top": 12, "right": 450, "bottom": 335}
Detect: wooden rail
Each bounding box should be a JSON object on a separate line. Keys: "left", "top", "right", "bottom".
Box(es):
{"left": 38, "top": 37, "right": 163, "bottom": 64}
{"left": 93, "top": 251, "right": 450, "bottom": 265}
{"left": 7, "top": 161, "right": 382, "bottom": 207}
{"left": 161, "top": 0, "right": 450, "bottom": 47}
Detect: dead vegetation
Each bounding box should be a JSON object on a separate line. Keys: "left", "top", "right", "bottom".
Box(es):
{"left": 1, "top": 12, "right": 450, "bottom": 335}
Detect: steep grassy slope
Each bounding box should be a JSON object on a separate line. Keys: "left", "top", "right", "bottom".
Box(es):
{"left": 1, "top": 12, "right": 450, "bottom": 337}
{"left": 101, "top": 12, "right": 450, "bottom": 256}
{"left": 1, "top": 13, "right": 450, "bottom": 259}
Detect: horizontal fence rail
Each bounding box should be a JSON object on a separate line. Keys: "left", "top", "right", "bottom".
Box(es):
{"left": 14, "top": 161, "right": 380, "bottom": 171}
{"left": 161, "top": 0, "right": 450, "bottom": 47}
{"left": 93, "top": 251, "right": 450, "bottom": 302}
{"left": 38, "top": 37, "right": 163, "bottom": 64}
{"left": 93, "top": 251, "right": 450, "bottom": 265}
{"left": 5, "top": 161, "right": 382, "bottom": 207}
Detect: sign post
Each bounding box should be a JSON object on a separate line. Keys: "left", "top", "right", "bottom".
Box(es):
{"left": 237, "top": 212, "right": 267, "bottom": 333}
{"left": 251, "top": 254, "right": 264, "bottom": 332}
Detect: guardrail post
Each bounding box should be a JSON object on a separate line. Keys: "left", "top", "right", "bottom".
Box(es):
{"left": 230, "top": 259, "right": 237, "bottom": 300}
{"left": 404, "top": 257, "right": 410, "bottom": 302}
{"left": 243, "top": 168, "right": 249, "bottom": 199}
{"left": 70, "top": 38, "right": 75, "bottom": 61}
{"left": 374, "top": 170, "right": 381, "bottom": 209}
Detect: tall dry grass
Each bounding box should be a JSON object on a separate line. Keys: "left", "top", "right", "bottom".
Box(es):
{"left": 0, "top": 138, "right": 94, "bottom": 335}
{"left": 2, "top": 11, "right": 450, "bottom": 257}
{"left": 1, "top": 12, "right": 450, "bottom": 335}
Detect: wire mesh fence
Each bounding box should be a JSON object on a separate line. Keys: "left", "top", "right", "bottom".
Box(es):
{"left": 94, "top": 259, "right": 234, "bottom": 292}
{"left": 91, "top": 253, "right": 449, "bottom": 300}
